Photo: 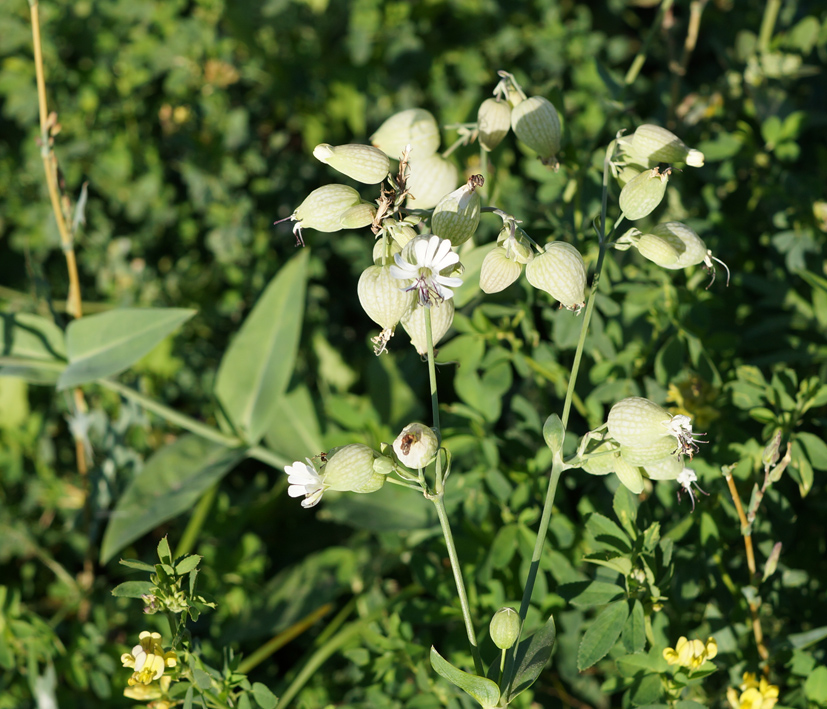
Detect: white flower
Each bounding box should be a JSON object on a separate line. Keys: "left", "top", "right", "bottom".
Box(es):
{"left": 667, "top": 414, "right": 705, "bottom": 458}
{"left": 390, "top": 235, "right": 463, "bottom": 306}
{"left": 285, "top": 459, "right": 325, "bottom": 508}
{"left": 676, "top": 467, "right": 708, "bottom": 511}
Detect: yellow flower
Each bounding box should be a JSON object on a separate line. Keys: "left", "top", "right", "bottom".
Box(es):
{"left": 121, "top": 631, "right": 178, "bottom": 686}
{"left": 727, "top": 673, "right": 779, "bottom": 709}
{"left": 662, "top": 636, "right": 717, "bottom": 670}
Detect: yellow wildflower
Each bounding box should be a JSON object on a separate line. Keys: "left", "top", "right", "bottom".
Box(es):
{"left": 726, "top": 672, "right": 779, "bottom": 709}
{"left": 662, "top": 636, "right": 718, "bottom": 670}
{"left": 121, "top": 631, "right": 178, "bottom": 687}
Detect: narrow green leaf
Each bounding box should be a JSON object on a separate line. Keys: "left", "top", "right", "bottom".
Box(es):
{"left": 489, "top": 524, "right": 519, "bottom": 569}
{"left": 430, "top": 646, "right": 500, "bottom": 708}
{"left": 795, "top": 432, "right": 827, "bottom": 470}
{"left": 215, "top": 250, "right": 308, "bottom": 445}
{"left": 577, "top": 600, "right": 629, "bottom": 671}
{"left": 264, "top": 385, "right": 323, "bottom": 462}
{"left": 0, "top": 312, "right": 67, "bottom": 383}
{"left": 100, "top": 435, "right": 244, "bottom": 564}
{"left": 157, "top": 538, "right": 172, "bottom": 565}
{"left": 622, "top": 600, "right": 645, "bottom": 654}
{"left": 118, "top": 559, "right": 156, "bottom": 572}
{"left": 560, "top": 581, "right": 625, "bottom": 607}
{"left": 630, "top": 674, "right": 664, "bottom": 706}
{"left": 613, "top": 485, "right": 638, "bottom": 538}
{"left": 111, "top": 581, "right": 154, "bottom": 598}
{"left": 508, "top": 615, "right": 556, "bottom": 702}
{"left": 193, "top": 668, "right": 212, "bottom": 691}
{"left": 583, "top": 554, "right": 633, "bottom": 576}
{"left": 57, "top": 308, "right": 196, "bottom": 389}
{"left": 785, "top": 625, "right": 827, "bottom": 650}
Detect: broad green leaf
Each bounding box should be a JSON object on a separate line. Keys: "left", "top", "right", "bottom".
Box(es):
{"left": 252, "top": 682, "right": 278, "bottom": 709}
{"left": 804, "top": 666, "right": 827, "bottom": 703}
{"left": 613, "top": 485, "right": 639, "bottom": 538}
{"left": 630, "top": 674, "right": 663, "bottom": 706}
{"left": 508, "top": 614, "right": 556, "bottom": 702}
{"left": 577, "top": 600, "right": 629, "bottom": 671}
{"left": 586, "top": 513, "right": 632, "bottom": 553}
{"left": 489, "top": 524, "right": 519, "bottom": 569}
{"left": 100, "top": 435, "right": 244, "bottom": 563}
{"left": 622, "top": 600, "right": 645, "bottom": 654}
{"left": 785, "top": 625, "right": 827, "bottom": 650}
{"left": 617, "top": 649, "right": 669, "bottom": 676}
{"left": 322, "top": 484, "right": 436, "bottom": 532}
{"left": 583, "top": 554, "right": 633, "bottom": 576}
{"left": 560, "top": 581, "right": 625, "bottom": 607}
{"left": 111, "top": 581, "right": 154, "bottom": 598}
{"left": 57, "top": 308, "right": 195, "bottom": 389}
{"left": 265, "top": 385, "right": 323, "bottom": 463}
{"left": 430, "top": 646, "right": 500, "bottom": 708}
{"left": 0, "top": 312, "right": 67, "bottom": 383}
{"left": 215, "top": 251, "right": 308, "bottom": 445}
{"left": 795, "top": 432, "right": 827, "bottom": 470}
{"left": 175, "top": 555, "right": 201, "bottom": 575}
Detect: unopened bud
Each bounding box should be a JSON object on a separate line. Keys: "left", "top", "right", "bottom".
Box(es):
{"left": 406, "top": 154, "right": 459, "bottom": 210}
{"left": 480, "top": 246, "right": 522, "bottom": 294}
{"left": 524, "top": 241, "right": 586, "bottom": 311}
{"left": 619, "top": 167, "right": 670, "bottom": 221}
{"left": 629, "top": 124, "right": 704, "bottom": 167}
{"left": 511, "top": 96, "right": 562, "bottom": 168}
{"left": 313, "top": 143, "right": 391, "bottom": 184}
{"left": 478, "top": 98, "right": 511, "bottom": 151}
{"left": 393, "top": 423, "right": 439, "bottom": 469}
{"left": 323, "top": 444, "right": 389, "bottom": 494}
{"left": 489, "top": 607, "right": 521, "bottom": 650}
{"left": 293, "top": 184, "right": 362, "bottom": 233}
{"left": 371, "top": 108, "right": 440, "bottom": 160}
{"left": 400, "top": 298, "right": 454, "bottom": 355}
{"left": 431, "top": 175, "right": 483, "bottom": 246}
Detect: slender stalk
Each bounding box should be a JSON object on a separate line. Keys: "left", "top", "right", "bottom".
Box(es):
{"left": 431, "top": 494, "right": 484, "bottom": 676}
{"left": 624, "top": 0, "right": 674, "bottom": 86}
{"left": 424, "top": 306, "right": 441, "bottom": 434}
{"left": 175, "top": 484, "right": 218, "bottom": 559}
{"left": 758, "top": 0, "right": 781, "bottom": 54}
{"left": 237, "top": 603, "right": 334, "bottom": 675}
{"left": 668, "top": 0, "right": 709, "bottom": 124}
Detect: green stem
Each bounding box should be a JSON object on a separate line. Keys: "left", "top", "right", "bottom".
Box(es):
{"left": 758, "top": 0, "right": 781, "bottom": 54}
{"left": 175, "top": 484, "right": 218, "bottom": 559}
{"left": 431, "top": 493, "right": 484, "bottom": 676}
{"left": 96, "top": 378, "right": 291, "bottom": 469}
{"left": 624, "top": 0, "right": 674, "bottom": 86}
{"left": 275, "top": 586, "right": 420, "bottom": 709}
{"left": 505, "top": 141, "right": 615, "bottom": 691}
{"left": 424, "top": 306, "right": 440, "bottom": 435}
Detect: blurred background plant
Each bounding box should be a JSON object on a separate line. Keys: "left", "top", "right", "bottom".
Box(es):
{"left": 1, "top": 0, "right": 826, "bottom": 706}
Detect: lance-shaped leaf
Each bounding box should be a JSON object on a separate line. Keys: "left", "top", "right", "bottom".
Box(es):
{"left": 577, "top": 600, "right": 629, "bottom": 671}
{"left": 507, "top": 614, "right": 556, "bottom": 702}
{"left": 215, "top": 250, "right": 308, "bottom": 445}
{"left": 0, "top": 312, "right": 67, "bottom": 384}
{"left": 100, "top": 434, "right": 244, "bottom": 564}
{"left": 57, "top": 308, "right": 195, "bottom": 390}
{"left": 430, "top": 647, "right": 500, "bottom": 708}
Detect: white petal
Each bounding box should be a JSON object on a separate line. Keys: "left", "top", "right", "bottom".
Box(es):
{"left": 301, "top": 488, "right": 324, "bottom": 508}
{"left": 288, "top": 484, "right": 309, "bottom": 498}
{"left": 414, "top": 237, "right": 432, "bottom": 265}
{"left": 432, "top": 237, "right": 453, "bottom": 267}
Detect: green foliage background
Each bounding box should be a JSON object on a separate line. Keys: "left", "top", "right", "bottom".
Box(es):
{"left": 1, "top": 0, "right": 827, "bottom": 707}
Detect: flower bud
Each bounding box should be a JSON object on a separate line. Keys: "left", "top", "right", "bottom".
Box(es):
{"left": 431, "top": 175, "right": 483, "bottom": 246}
{"left": 614, "top": 454, "right": 645, "bottom": 494}
{"left": 371, "top": 108, "right": 440, "bottom": 160}
{"left": 406, "top": 154, "right": 459, "bottom": 210}
{"left": 358, "top": 264, "right": 415, "bottom": 330}
{"left": 650, "top": 222, "right": 710, "bottom": 269}
{"left": 643, "top": 455, "right": 683, "bottom": 480}
{"left": 511, "top": 96, "right": 562, "bottom": 168}
{"left": 525, "top": 241, "right": 587, "bottom": 311}
{"left": 619, "top": 437, "right": 678, "bottom": 465}
{"left": 619, "top": 167, "right": 670, "bottom": 221}
{"left": 339, "top": 202, "right": 377, "bottom": 229}
{"left": 480, "top": 246, "right": 522, "bottom": 294}
{"left": 313, "top": 143, "right": 391, "bottom": 184}
{"left": 293, "top": 184, "right": 362, "bottom": 233}
{"left": 385, "top": 220, "right": 418, "bottom": 248}
{"left": 607, "top": 397, "right": 674, "bottom": 448}
{"left": 630, "top": 124, "right": 704, "bottom": 167}
{"left": 497, "top": 228, "right": 534, "bottom": 265}
{"left": 400, "top": 298, "right": 454, "bottom": 355}
{"left": 581, "top": 442, "right": 620, "bottom": 476}
{"left": 323, "top": 444, "right": 388, "bottom": 494}
{"left": 372, "top": 236, "right": 402, "bottom": 264}
{"left": 489, "top": 607, "right": 521, "bottom": 650}
{"left": 393, "top": 423, "right": 439, "bottom": 469}
{"left": 478, "top": 98, "right": 511, "bottom": 152}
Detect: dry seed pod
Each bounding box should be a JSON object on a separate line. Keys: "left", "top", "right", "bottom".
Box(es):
{"left": 358, "top": 265, "right": 415, "bottom": 331}
{"left": 619, "top": 167, "right": 670, "bottom": 221}
{"left": 630, "top": 124, "right": 704, "bottom": 167}
{"left": 406, "top": 154, "right": 459, "bottom": 210}
{"left": 431, "top": 175, "right": 483, "bottom": 246}
{"left": 293, "top": 184, "right": 362, "bottom": 233}
{"left": 323, "top": 444, "right": 387, "bottom": 493}
{"left": 313, "top": 143, "right": 391, "bottom": 184}
{"left": 371, "top": 108, "right": 440, "bottom": 160}
{"left": 524, "top": 241, "right": 587, "bottom": 311}
{"left": 478, "top": 98, "right": 511, "bottom": 151}
{"left": 339, "top": 202, "right": 377, "bottom": 229}
{"left": 511, "top": 96, "right": 562, "bottom": 168}
{"left": 401, "top": 298, "right": 455, "bottom": 355}
{"left": 480, "top": 247, "right": 523, "bottom": 294}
